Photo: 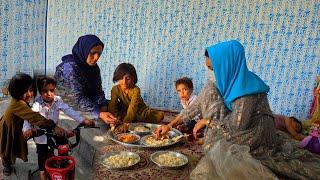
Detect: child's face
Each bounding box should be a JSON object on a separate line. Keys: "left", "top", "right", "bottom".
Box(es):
{"left": 21, "top": 86, "right": 34, "bottom": 103}
{"left": 176, "top": 84, "right": 193, "bottom": 102}
{"left": 119, "top": 74, "right": 134, "bottom": 91}
{"left": 41, "top": 83, "right": 56, "bottom": 103}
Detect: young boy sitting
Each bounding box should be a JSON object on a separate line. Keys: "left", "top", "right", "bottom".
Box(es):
{"left": 175, "top": 77, "right": 202, "bottom": 133}
{"left": 22, "top": 77, "right": 94, "bottom": 180}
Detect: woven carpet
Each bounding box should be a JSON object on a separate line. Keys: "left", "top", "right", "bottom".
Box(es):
{"left": 94, "top": 140, "right": 203, "bottom": 180}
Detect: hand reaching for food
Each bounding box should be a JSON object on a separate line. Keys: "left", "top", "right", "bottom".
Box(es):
{"left": 112, "top": 123, "right": 130, "bottom": 135}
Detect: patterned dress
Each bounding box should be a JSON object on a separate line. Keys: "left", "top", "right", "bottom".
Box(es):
{"left": 55, "top": 60, "right": 108, "bottom": 118}
{"left": 183, "top": 81, "right": 320, "bottom": 179}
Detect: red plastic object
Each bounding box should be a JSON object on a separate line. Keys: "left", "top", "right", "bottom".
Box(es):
{"left": 45, "top": 156, "right": 76, "bottom": 180}
{"left": 58, "top": 145, "right": 70, "bottom": 156}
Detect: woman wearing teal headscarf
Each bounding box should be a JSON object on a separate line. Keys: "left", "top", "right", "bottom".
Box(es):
{"left": 206, "top": 40, "right": 270, "bottom": 111}
{"left": 190, "top": 40, "right": 320, "bottom": 179}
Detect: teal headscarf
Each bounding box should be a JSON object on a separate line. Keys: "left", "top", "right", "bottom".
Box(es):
{"left": 206, "top": 40, "right": 269, "bottom": 111}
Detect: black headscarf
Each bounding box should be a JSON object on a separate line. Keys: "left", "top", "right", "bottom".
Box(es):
{"left": 61, "top": 35, "right": 104, "bottom": 96}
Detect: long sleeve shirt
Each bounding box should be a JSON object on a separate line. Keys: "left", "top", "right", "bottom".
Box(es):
{"left": 23, "top": 95, "right": 84, "bottom": 144}
{"left": 180, "top": 94, "right": 201, "bottom": 123}
{"left": 55, "top": 60, "right": 108, "bottom": 119}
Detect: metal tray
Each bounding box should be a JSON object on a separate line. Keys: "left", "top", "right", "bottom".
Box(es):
{"left": 150, "top": 151, "right": 188, "bottom": 169}
{"left": 108, "top": 123, "right": 183, "bottom": 149}
{"left": 101, "top": 151, "right": 140, "bottom": 170}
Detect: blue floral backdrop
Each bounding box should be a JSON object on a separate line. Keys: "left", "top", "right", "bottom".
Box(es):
{"left": 0, "top": 0, "right": 47, "bottom": 86}
{"left": 1, "top": 0, "right": 319, "bottom": 119}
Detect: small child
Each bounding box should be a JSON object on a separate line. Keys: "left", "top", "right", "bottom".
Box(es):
{"left": 174, "top": 77, "right": 201, "bottom": 133}
{"left": 273, "top": 114, "right": 304, "bottom": 141}
{"left": 0, "top": 74, "right": 59, "bottom": 176}
{"left": 108, "top": 63, "right": 164, "bottom": 124}
{"left": 22, "top": 77, "right": 94, "bottom": 180}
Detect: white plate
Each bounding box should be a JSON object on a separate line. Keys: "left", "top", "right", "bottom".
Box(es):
{"left": 101, "top": 151, "right": 140, "bottom": 170}
{"left": 128, "top": 123, "right": 151, "bottom": 135}
{"left": 150, "top": 151, "right": 188, "bottom": 169}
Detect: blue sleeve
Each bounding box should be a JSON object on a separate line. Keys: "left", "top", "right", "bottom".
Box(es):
{"left": 93, "top": 68, "right": 108, "bottom": 108}
{"left": 64, "top": 63, "right": 101, "bottom": 114}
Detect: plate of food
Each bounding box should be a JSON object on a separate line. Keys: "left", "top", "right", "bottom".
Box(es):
{"left": 150, "top": 151, "right": 188, "bottom": 169}
{"left": 108, "top": 123, "right": 184, "bottom": 149}
{"left": 140, "top": 131, "right": 184, "bottom": 147}
{"left": 115, "top": 133, "right": 140, "bottom": 144}
{"left": 141, "top": 135, "right": 172, "bottom": 146}
{"left": 101, "top": 151, "right": 140, "bottom": 170}
{"left": 128, "top": 123, "right": 151, "bottom": 135}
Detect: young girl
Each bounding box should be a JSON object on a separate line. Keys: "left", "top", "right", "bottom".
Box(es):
{"left": 273, "top": 114, "right": 305, "bottom": 141}
{"left": 174, "top": 77, "right": 201, "bottom": 133}
{"left": 0, "top": 74, "right": 64, "bottom": 176}
{"left": 22, "top": 77, "right": 94, "bottom": 180}
{"left": 108, "top": 63, "right": 164, "bottom": 124}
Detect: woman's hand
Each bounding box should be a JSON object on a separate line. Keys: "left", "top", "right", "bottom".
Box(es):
{"left": 193, "top": 119, "right": 209, "bottom": 139}
{"left": 82, "top": 119, "right": 95, "bottom": 126}
{"left": 53, "top": 126, "right": 67, "bottom": 137}
{"left": 99, "top": 112, "right": 118, "bottom": 124}
{"left": 23, "top": 129, "right": 33, "bottom": 139}
{"left": 155, "top": 125, "right": 171, "bottom": 139}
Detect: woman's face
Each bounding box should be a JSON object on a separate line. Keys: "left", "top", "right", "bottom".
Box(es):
{"left": 119, "top": 74, "right": 134, "bottom": 91}
{"left": 206, "top": 56, "right": 216, "bottom": 81}
{"left": 21, "top": 86, "right": 34, "bottom": 103}
{"left": 205, "top": 57, "right": 213, "bottom": 70}
{"left": 86, "top": 45, "right": 103, "bottom": 66}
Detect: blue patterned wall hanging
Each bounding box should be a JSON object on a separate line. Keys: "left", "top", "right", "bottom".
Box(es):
{"left": 0, "top": 0, "right": 47, "bottom": 88}
{"left": 1, "top": 0, "right": 319, "bottom": 120}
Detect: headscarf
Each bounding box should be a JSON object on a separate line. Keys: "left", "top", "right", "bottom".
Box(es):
{"left": 62, "top": 34, "right": 104, "bottom": 66}
{"left": 61, "top": 35, "right": 104, "bottom": 94}
{"left": 206, "top": 40, "right": 269, "bottom": 111}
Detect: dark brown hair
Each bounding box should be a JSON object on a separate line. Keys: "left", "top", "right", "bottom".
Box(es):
{"left": 37, "top": 76, "right": 57, "bottom": 93}
{"left": 9, "top": 73, "right": 37, "bottom": 100}
{"left": 175, "top": 77, "right": 193, "bottom": 90}
{"left": 112, "top": 63, "right": 137, "bottom": 84}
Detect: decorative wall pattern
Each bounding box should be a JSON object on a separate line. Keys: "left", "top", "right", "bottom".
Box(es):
{"left": 0, "top": 0, "right": 47, "bottom": 88}
{"left": 47, "top": 0, "right": 318, "bottom": 119}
